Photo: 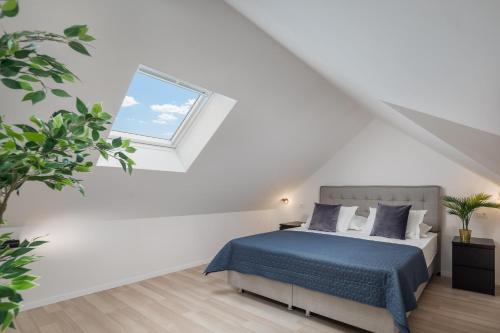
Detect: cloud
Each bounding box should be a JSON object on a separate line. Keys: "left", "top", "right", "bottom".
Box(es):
{"left": 152, "top": 113, "right": 177, "bottom": 124}
{"left": 150, "top": 98, "right": 196, "bottom": 115}
{"left": 121, "top": 95, "right": 139, "bottom": 107}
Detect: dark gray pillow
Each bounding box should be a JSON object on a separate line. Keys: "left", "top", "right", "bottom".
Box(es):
{"left": 308, "top": 203, "right": 341, "bottom": 232}
{"left": 370, "top": 203, "right": 411, "bottom": 240}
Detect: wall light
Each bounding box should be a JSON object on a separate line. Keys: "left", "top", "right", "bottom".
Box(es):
{"left": 281, "top": 198, "right": 289, "bottom": 205}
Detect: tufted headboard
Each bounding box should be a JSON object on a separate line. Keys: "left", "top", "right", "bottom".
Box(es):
{"left": 319, "top": 186, "right": 442, "bottom": 232}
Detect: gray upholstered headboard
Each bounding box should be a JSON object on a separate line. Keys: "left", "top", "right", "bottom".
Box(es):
{"left": 319, "top": 186, "right": 442, "bottom": 232}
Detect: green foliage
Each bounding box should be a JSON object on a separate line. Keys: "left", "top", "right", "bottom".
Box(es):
{"left": 0, "top": 26, "right": 92, "bottom": 103}
{"left": 0, "top": 98, "right": 135, "bottom": 201}
{"left": 0, "top": 1, "right": 136, "bottom": 329}
{"left": 442, "top": 193, "right": 500, "bottom": 230}
{"left": 0, "top": 0, "right": 18, "bottom": 17}
{"left": 0, "top": 1, "right": 93, "bottom": 104}
{"left": 0, "top": 233, "right": 46, "bottom": 331}
{"left": 0, "top": 0, "right": 136, "bottom": 223}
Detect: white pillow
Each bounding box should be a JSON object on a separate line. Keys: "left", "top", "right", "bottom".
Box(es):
{"left": 336, "top": 206, "right": 358, "bottom": 232}
{"left": 362, "top": 207, "right": 377, "bottom": 235}
{"left": 304, "top": 206, "right": 358, "bottom": 232}
{"left": 348, "top": 215, "right": 367, "bottom": 231}
{"left": 405, "top": 210, "right": 427, "bottom": 239}
{"left": 362, "top": 208, "right": 426, "bottom": 239}
{"left": 304, "top": 215, "right": 312, "bottom": 228}
{"left": 419, "top": 223, "right": 432, "bottom": 238}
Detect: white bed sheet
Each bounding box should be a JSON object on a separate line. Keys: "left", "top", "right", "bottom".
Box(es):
{"left": 291, "top": 227, "right": 438, "bottom": 268}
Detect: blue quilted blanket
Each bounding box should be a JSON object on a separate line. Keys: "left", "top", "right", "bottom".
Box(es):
{"left": 205, "top": 230, "right": 429, "bottom": 333}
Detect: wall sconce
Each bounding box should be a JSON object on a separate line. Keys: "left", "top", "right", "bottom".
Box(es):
{"left": 281, "top": 198, "right": 289, "bottom": 205}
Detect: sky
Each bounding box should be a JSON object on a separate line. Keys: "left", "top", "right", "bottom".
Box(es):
{"left": 112, "top": 71, "right": 201, "bottom": 140}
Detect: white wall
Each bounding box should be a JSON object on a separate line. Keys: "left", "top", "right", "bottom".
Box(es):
{"left": 284, "top": 120, "right": 500, "bottom": 281}
{"left": 1, "top": 0, "right": 371, "bottom": 223}
{"left": 17, "top": 209, "right": 279, "bottom": 310}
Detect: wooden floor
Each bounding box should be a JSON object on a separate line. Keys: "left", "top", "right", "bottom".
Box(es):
{"left": 11, "top": 266, "right": 500, "bottom": 333}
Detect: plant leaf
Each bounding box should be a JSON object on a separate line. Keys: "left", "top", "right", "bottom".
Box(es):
{"left": 79, "top": 34, "right": 95, "bottom": 42}
{"left": 14, "top": 50, "right": 32, "bottom": 59}
{"left": 1, "top": 78, "right": 22, "bottom": 89}
{"left": 76, "top": 98, "right": 88, "bottom": 114}
{"left": 2, "top": 0, "right": 19, "bottom": 17}
{"left": 23, "top": 132, "right": 46, "bottom": 143}
{"left": 18, "top": 74, "right": 39, "bottom": 82}
{"left": 2, "top": 0, "right": 17, "bottom": 11}
{"left": 63, "top": 25, "right": 86, "bottom": 38}
{"left": 68, "top": 41, "right": 90, "bottom": 56}
{"left": 52, "top": 114, "right": 64, "bottom": 129}
{"left": 51, "top": 74, "right": 63, "bottom": 83}
{"left": 51, "top": 89, "right": 70, "bottom": 97}
{"left": 112, "top": 137, "right": 122, "bottom": 148}
{"left": 10, "top": 279, "right": 37, "bottom": 291}
{"left": 19, "top": 81, "right": 33, "bottom": 91}
{"left": 22, "top": 90, "right": 46, "bottom": 104}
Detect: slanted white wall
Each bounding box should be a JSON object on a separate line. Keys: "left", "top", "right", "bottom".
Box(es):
{"left": 17, "top": 210, "right": 279, "bottom": 310}
{"left": 284, "top": 120, "right": 500, "bottom": 282}
{"left": 1, "top": 0, "right": 372, "bottom": 223}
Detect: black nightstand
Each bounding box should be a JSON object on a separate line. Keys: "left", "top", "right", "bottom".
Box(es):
{"left": 452, "top": 236, "right": 495, "bottom": 295}
{"left": 279, "top": 221, "right": 305, "bottom": 230}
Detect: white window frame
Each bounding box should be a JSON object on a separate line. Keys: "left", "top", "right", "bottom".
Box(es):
{"left": 109, "top": 65, "right": 211, "bottom": 149}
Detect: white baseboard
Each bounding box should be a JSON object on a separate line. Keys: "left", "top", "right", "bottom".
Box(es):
{"left": 21, "top": 258, "right": 211, "bottom": 311}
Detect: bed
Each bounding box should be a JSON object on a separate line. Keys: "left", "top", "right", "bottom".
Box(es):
{"left": 205, "top": 186, "right": 442, "bottom": 333}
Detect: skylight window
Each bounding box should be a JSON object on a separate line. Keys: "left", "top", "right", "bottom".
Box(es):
{"left": 110, "top": 66, "right": 210, "bottom": 147}
{"left": 100, "top": 65, "right": 237, "bottom": 173}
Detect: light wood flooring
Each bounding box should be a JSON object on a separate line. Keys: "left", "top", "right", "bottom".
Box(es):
{"left": 11, "top": 266, "right": 500, "bottom": 333}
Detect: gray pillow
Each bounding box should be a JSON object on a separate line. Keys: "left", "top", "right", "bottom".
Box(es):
{"left": 370, "top": 203, "right": 411, "bottom": 240}
{"left": 308, "top": 203, "right": 341, "bottom": 232}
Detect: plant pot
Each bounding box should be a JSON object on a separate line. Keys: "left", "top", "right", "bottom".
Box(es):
{"left": 459, "top": 229, "right": 472, "bottom": 243}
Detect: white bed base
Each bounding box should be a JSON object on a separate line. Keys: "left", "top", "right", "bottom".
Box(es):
{"left": 228, "top": 258, "right": 435, "bottom": 333}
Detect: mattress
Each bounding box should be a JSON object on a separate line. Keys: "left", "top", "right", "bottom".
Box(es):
{"left": 291, "top": 227, "right": 438, "bottom": 268}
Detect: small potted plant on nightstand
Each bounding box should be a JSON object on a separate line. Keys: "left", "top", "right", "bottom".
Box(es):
{"left": 442, "top": 193, "right": 500, "bottom": 243}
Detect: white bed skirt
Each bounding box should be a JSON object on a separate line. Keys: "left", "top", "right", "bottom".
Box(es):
{"left": 227, "top": 258, "right": 435, "bottom": 333}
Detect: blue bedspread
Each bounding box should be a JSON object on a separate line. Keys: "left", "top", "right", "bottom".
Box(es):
{"left": 205, "top": 230, "right": 429, "bottom": 333}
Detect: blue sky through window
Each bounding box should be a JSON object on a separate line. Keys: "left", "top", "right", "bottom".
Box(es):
{"left": 112, "top": 71, "right": 201, "bottom": 140}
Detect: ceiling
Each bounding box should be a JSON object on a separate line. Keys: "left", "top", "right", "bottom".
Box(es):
{"left": 227, "top": 0, "right": 500, "bottom": 184}
{"left": 1, "top": 0, "right": 371, "bottom": 224}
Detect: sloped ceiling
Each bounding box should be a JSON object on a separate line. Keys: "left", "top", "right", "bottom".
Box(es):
{"left": 227, "top": 0, "right": 500, "bottom": 184}
{"left": 390, "top": 103, "right": 500, "bottom": 180}
{"left": 1, "top": 0, "right": 372, "bottom": 224}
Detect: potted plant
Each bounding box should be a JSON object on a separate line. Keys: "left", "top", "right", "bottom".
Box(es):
{"left": 442, "top": 193, "right": 500, "bottom": 243}
{"left": 0, "top": 0, "right": 135, "bottom": 330}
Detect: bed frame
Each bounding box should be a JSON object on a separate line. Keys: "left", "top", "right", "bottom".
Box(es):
{"left": 228, "top": 186, "right": 442, "bottom": 333}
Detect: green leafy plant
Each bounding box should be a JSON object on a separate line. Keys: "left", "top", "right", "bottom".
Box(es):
{"left": 0, "top": 233, "right": 47, "bottom": 331}
{"left": 442, "top": 193, "right": 500, "bottom": 230}
{"left": 0, "top": 0, "right": 135, "bottom": 329}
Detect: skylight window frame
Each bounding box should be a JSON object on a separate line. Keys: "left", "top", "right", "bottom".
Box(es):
{"left": 109, "top": 65, "right": 211, "bottom": 149}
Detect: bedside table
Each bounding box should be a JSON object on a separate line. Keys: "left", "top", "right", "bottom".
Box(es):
{"left": 452, "top": 236, "right": 495, "bottom": 295}
{"left": 279, "top": 221, "right": 305, "bottom": 230}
